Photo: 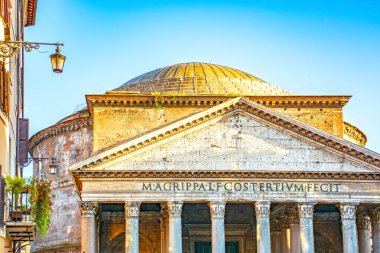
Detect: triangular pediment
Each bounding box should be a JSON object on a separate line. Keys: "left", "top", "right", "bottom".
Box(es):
{"left": 69, "top": 98, "right": 380, "bottom": 173}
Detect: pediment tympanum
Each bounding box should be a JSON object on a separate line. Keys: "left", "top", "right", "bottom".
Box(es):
{"left": 70, "top": 98, "right": 380, "bottom": 174}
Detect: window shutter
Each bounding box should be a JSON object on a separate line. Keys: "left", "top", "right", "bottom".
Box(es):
{"left": 18, "top": 119, "right": 29, "bottom": 165}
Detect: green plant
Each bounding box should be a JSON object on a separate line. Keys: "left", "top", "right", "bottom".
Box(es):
{"left": 28, "top": 178, "right": 55, "bottom": 236}
{"left": 5, "top": 176, "right": 25, "bottom": 198}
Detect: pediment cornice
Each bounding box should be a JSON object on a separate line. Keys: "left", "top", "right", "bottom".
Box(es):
{"left": 69, "top": 97, "right": 380, "bottom": 172}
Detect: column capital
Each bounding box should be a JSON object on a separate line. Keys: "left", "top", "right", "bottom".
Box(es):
{"left": 370, "top": 208, "right": 380, "bottom": 224}
{"left": 279, "top": 214, "right": 289, "bottom": 228}
{"left": 79, "top": 201, "right": 98, "bottom": 218}
{"left": 254, "top": 201, "right": 270, "bottom": 219}
{"left": 209, "top": 201, "right": 226, "bottom": 219}
{"left": 167, "top": 201, "right": 183, "bottom": 218}
{"left": 357, "top": 214, "right": 371, "bottom": 230}
{"left": 271, "top": 219, "right": 281, "bottom": 232}
{"left": 298, "top": 202, "right": 316, "bottom": 219}
{"left": 125, "top": 201, "right": 141, "bottom": 218}
{"left": 287, "top": 207, "right": 300, "bottom": 224}
{"left": 340, "top": 203, "right": 358, "bottom": 220}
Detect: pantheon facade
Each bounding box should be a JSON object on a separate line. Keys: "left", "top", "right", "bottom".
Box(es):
{"left": 30, "top": 63, "right": 380, "bottom": 253}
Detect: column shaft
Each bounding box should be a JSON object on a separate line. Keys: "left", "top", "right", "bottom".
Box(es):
{"left": 288, "top": 208, "right": 300, "bottom": 253}
{"left": 289, "top": 224, "right": 300, "bottom": 253}
{"left": 125, "top": 202, "right": 140, "bottom": 253}
{"left": 298, "top": 203, "right": 315, "bottom": 253}
{"left": 340, "top": 203, "right": 359, "bottom": 253}
{"left": 79, "top": 201, "right": 98, "bottom": 253}
{"left": 254, "top": 201, "right": 271, "bottom": 253}
{"left": 357, "top": 214, "right": 371, "bottom": 253}
{"left": 273, "top": 231, "right": 282, "bottom": 253}
{"left": 209, "top": 202, "right": 226, "bottom": 253}
{"left": 281, "top": 227, "right": 290, "bottom": 253}
{"left": 371, "top": 209, "right": 380, "bottom": 253}
{"left": 167, "top": 202, "right": 183, "bottom": 253}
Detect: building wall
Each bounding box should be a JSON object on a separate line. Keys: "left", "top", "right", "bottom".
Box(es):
{"left": 31, "top": 126, "right": 93, "bottom": 253}
{"left": 0, "top": 0, "right": 27, "bottom": 251}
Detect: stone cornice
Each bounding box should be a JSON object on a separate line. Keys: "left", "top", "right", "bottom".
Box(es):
{"left": 344, "top": 121, "right": 367, "bottom": 147}
{"left": 29, "top": 117, "right": 92, "bottom": 154}
{"left": 70, "top": 97, "right": 380, "bottom": 173}
{"left": 86, "top": 93, "right": 351, "bottom": 114}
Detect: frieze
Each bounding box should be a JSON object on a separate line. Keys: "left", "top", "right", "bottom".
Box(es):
{"left": 209, "top": 202, "right": 226, "bottom": 219}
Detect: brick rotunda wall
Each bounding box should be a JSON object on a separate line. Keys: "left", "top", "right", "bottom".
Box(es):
{"left": 31, "top": 125, "right": 93, "bottom": 253}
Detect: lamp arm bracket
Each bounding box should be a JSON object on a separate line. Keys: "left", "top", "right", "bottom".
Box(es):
{"left": 0, "top": 40, "right": 64, "bottom": 58}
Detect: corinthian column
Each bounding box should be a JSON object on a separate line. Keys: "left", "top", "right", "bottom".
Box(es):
{"left": 271, "top": 219, "right": 282, "bottom": 253}
{"left": 209, "top": 201, "right": 226, "bottom": 253}
{"left": 167, "top": 202, "right": 183, "bottom": 253}
{"left": 125, "top": 202, "right": 141, "bottom": 253}
{"left": 288, "top": 207, "right": 300, "bottom": 253}
{"left": 79, "top": 201, "right": 99, "bottom": 253}
{"left": 340, "top": 203, "right": 359, "bottom": 253}
{"left": 370, "top": 209, "right": 380, "bottom": 253}
{"left": 357, "top": 214, "right": 371, "bottom": 253}
{"left": 298, "top": 202, "right": 315, "bottom": 253}
{"left": 279, "top": 214, "right": 290, "bottom": 253}
{"left": 254, "top": 201, "right": 271, "bottom": 253}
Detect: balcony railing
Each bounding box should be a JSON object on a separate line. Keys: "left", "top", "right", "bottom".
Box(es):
{"left": 7, "top": 191, "right": 33, "bottom": 222}
{"left": 5, "top": 191, "right": 36, "bottom": 246}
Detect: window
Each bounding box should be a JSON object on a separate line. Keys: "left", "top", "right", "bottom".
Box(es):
{"left": 194, "top": 242, "right": 239, "bottom": 253}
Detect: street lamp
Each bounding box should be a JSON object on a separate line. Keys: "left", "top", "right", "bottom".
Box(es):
{"left": 50, "top": 46, "right": 66, "bottom": 73}
{"left": 0, "top": 41, "right": 66, "bottom": 73}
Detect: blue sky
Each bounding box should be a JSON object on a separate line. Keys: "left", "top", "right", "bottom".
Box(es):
{"left": 24, "top": 0, "right": 380, "bottom": 153}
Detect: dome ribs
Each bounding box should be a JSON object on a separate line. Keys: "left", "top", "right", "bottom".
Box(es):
{"left": 115, "top": 62, "right": 290, "bottom": 95}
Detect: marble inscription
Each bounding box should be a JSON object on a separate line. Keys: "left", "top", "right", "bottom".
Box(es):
{"left": 141, "top": 181, "right": 341, "bottom": 193}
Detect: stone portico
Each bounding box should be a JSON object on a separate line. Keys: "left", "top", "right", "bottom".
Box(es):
{"left": 70, "top": 98, "right": 380, "bottom": 253}
{"left": 30, "top": 63, "right": 379, "bottom": 253}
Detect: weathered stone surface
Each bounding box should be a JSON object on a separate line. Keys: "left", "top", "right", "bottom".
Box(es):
{"left": 31, "top": 127, "right": 93, "bottom": 252}
{"left": 93, "top": 106, "right": 204, "bottom": 151}
{"left": 105, "top": 114, "right": 372, "bottom": 172}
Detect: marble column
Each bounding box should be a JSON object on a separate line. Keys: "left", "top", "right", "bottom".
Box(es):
{"left": 298, "top": 202, "right": 315, "bottom": 253}
{"left": 125, "top": 202, "right": 141, "bottom": 253}
{"left": 279, "top": 214, "right": 290, "bottom": 253}
{"left": 167, "top": 201, "right": 183, "bottom": 253}
{"left": 79, "top": 201, "right": 99, "bottom": 253}
{"left": 288, "top": 207, "right": 300, "bottom": 253}
{"left": 357, "top": 213, "right": 371, "bottom": 253}
{"left": 254, "top": 201, "right": 271, "bottom": 253}
{"left": 271, "top": 219, "right": 282, "bottom": 253}
{"left": 340, "top": 203, "right": 359, "bottom": 253}
{"left": 370, "top": 209, "right": 380, "bottom": 253}
{"left": 160, "top": 204, "right": 168, "bottom": 253}
{"left": 209, "top": 201, "right": 226, "bottom": 253}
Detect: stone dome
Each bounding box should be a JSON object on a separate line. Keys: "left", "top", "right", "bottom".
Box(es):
{"left": 115, "top": 62, "right": 290, "bottom": 95}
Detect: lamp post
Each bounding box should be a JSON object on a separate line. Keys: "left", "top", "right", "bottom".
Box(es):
{"left": 0, "top": 41, "right": 66, "bottom": 73}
